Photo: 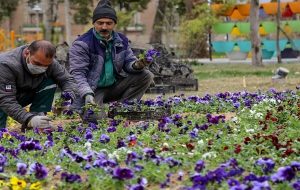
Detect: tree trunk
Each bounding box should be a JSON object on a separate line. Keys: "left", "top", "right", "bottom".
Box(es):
{"left": 149, "top": 0, "right": 167, "bottom": 44}
{"left": 184, "top": 0, "right": 193, "bottom": 14}
{"left": 276, "top": 0, "right": 282, "bottom": 63}
{"left": 42, "top": 0, "right": 51, "bottom": 41}
{"left": 250, "top": 0, "right": 262, "bottom": 66}
{"left": 64, "top": 0, "right": 71, "bottom": 45}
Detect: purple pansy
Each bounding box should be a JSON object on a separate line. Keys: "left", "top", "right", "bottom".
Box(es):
{"left": 143, "top": 148, "right": 156, "bottom": 159}
{"left": 0, "top": 153, "right": 6, "bottom": 166}
{"left": 84, "top": 129, "right": 93, "bottom": 140}
{"left": 292, "top": 180, "right": 300, "bottom": 190}
{"left": 29, "top": 162, "right": 48, "bottom": 179}
{"left": 61, "top": 172, "right": 82, "bottom": 183}
{"left": 255, "top": 158, "right": 275, "bottom": 174}
{"left": 19, "top": 140, "right": 42, "bottom": 151}
{"left": 112, "top": 167, "right": 134, "bottom": 180}
{"left": 144, "top": 49, "right": 160, "bottom": 62}
{"left": 271, "top": 166, "right": 296, "bottom": 182}
{"left": 17, "top": 162, "right": 27, "bottom": 175}
{"left": 195, "top": 160, "right": 205, "bottom": 173}
{"left": 61, "top": 91, "right": 73, "bottom": 101}
{"left": 251, "top": 181, "right": 271, "bottom": 190}
{"left": 99, "top": 134, "right": 110, "bottom": 144}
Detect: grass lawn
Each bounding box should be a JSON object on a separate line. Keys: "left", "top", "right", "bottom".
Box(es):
{"left": 178, "top": 62, "right": 300, "bottom": 96}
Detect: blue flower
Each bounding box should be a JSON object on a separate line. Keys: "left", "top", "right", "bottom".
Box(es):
{"left": 255, "top": 158, "right": 275, "bottom": 174}
{"left": 227, "top": 178, "right": 240, "bottom": 187}
{"left": 84, "top": 129, "right": 93, "bottom": 140}
{"left": 292, "top": 180, "right": 300, "bottom": 190}
{"left": 61, "top": 91, "right": 73, "bottom": 101}
{"left": 107, "top": 126, "right": 116, "bottom": 133}
{"left": 251, "top": 181, "right": 271, "bottom": 190}
{"left": 19, "top": 140, "right": 42, "bottom": 151}
{"left": 29, "top": 162, "right": 48, "bottom": 180}
{"left": 195, "top": 160, "right": 205, "bottom": 173}
{"left": 17, "top": 163, "right": 27, "bottom": 175}
{"left": 190, "top": 173, "right": 208, "bottom": 186}
{"left": 143, "top": 148, "right": 156, "bottom": 159}
{"left": 139, "top": 49, "right": 160, "bottom": 62}
{"left": 125, "top": 151, "right": 141, "bottom": 165}
{"left": 99, "top": 134, "right": 110, "bottom": 144}
{"left": 0, "top": 153, "right": 6, "bottom": 166}
{"left": 271, "top": 166, "right": 295, "bottom": 182}
{"left": 112, "top": 167, "right": 134, "bottom": 180}
{"left": 61, "top": 172, "right": 82, "bottom": 183}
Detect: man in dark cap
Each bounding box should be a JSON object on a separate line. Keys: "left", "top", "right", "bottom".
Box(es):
{"left": 0, "top": 40, "right": 77, "bottom": 129}
{"left": 69, "top": 0, "right": 154, "bottom": 122}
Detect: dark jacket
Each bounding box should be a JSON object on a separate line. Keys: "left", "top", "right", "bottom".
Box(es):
{"left": 0, "top": 45, "right": 77, "bottom": 124}
{"left": 69, "top": 28, "right": 141, "bottom": 99}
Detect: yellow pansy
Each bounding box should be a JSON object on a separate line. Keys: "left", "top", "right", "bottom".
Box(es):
{"left": 3, "top": 132, "right": 11, "bottom": 139}
{"left": 10, "top": 176, "right": 26, "bottom": 190}
{"left": 30, "top": 182, "right": 42, "bottom": 190}
{"left": 7, "top": 117, "right": 17, "bottom": 127}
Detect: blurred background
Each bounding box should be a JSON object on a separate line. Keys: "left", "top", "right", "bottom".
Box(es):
{"left": 0, "top": 0, "right": 300, "bottom": 61}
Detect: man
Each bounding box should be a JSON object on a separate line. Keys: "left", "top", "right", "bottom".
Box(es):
{"left": 0, "top": 40, "right": 77, "bottom": 129}
{"left": 69, "top": 0, "right": 154, "bottom": 120}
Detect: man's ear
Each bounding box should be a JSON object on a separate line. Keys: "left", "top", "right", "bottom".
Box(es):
{"left": 24, "top": 48, "right": 30, "bottom": 56}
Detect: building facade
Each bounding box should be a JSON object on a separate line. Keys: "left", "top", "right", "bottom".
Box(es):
{"left": 0, "top": 0, "right": 158, "bottom": 46}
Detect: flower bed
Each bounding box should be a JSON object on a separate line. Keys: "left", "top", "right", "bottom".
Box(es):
{"left": 1, "top": 89, "right": 300, "bottom": 189}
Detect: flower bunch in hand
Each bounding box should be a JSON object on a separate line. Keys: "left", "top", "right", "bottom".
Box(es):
{"left": 138, "top": 49, "right": 160, "bottom": 63}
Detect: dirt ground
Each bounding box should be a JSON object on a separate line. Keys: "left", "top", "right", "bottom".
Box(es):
{"left": 144, "top": 76, "right": 299, "bottom": 99}
{"left": 146, "top": 62, "right": 300, "bottom": 98}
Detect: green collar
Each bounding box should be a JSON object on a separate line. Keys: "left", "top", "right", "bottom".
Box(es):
{"left": 93, "top": 28, "right": 114, "bottom": 42}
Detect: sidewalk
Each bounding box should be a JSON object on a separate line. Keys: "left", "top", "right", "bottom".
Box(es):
{"left": 179, "top": 57, "right": 300, "bottom": 64}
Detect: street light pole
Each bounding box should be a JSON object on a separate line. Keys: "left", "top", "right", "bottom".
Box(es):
{"left": 32, "top": 5, "right": 42, "bottom": 40}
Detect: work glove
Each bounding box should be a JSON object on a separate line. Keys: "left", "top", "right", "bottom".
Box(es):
{"left": 85, "top": 94, "right": 95, "bottom": 105}
{"left": 133, "top": 59, "right": 152, "bottom": 70}
{"left": 27, "top": 116, "right": 52, "bottom": 128}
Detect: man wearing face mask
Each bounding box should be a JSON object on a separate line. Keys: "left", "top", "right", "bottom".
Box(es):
{"left": 69, "top": 0, "right": 154, "bottom": 123}
{"left": 0, "top": 40, "right": 77, "bottom": 129}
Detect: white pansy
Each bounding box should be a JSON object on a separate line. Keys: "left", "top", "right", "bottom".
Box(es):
{"left": 84, "top": 142, "right": 92, "bottom": 150}
{"left": 197, "top": 140, "right": 205, "bottom": 147}
{"left": 202, "top": 151, "right": 217, "bottom": 159}
{"left": 231, "top": 117, "right": 238, "bottom": 122}
{"left": 246, "top": 128, "right": 255, "bottom": 133}
{"left": 255, "top": 112, "right": 263, "bottom": 119}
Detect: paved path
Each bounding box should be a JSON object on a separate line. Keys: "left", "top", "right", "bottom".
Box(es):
{"left": 179, "top": 57, "right": 300, "bottom": 64}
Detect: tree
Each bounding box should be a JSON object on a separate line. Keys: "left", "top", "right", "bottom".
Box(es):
{"left": 111, "top": 0, "right": 150, "bottom": 33}
{"left": 249, "top": 0, "right": 262, "bottom": 66}
{"left": 0, "top": 0, "right": 20, "bottom": 27}
{"left": 26, "top": 0, "right": 149, "bottom": 42}
{"left": 178, "top": 2, "right": 218, "bottom": 58}
{"left": 148, "top": 0, "right": 189, "bottom": 50}
{"left": 150, "top": 0, "right": 167, "bottom": 44}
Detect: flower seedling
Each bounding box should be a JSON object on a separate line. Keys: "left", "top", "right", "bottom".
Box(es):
{"left": 138, "top": 49, "right": 160, "bottom": 62}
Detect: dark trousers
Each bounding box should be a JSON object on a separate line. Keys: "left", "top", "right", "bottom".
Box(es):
{"left": 94, "top": 70, "right": 154, "bottom": 105}
{"left": 0, "top": 78, "right": 56, "bottom": 128}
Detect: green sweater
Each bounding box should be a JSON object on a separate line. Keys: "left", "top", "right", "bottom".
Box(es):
{"left": 94, "top": 29, "right": 116, "bottom": 87}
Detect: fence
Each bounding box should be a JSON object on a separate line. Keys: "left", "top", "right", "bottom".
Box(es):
{"left": 0, "top": 29, "right": 26, "bottom": 52}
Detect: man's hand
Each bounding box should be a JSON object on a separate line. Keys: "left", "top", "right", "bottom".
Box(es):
{"left": 133, "top": 59, "right": 152, "bottom": 70}
{"left": 85, "top": 94, "right": 95, "bottom": 105}
{"left": 28, "top": 116, "right": 52, "bottom": 128}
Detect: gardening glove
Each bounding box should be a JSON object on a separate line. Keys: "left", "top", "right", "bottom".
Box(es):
{"left": 27, "top": 116, "right": 52, "bottom": 129}
{"left": 85, "top": 94, "right": 95, "bottom": 105}
{"left": 133, "top": 59, "right": 152, "bottom": 70}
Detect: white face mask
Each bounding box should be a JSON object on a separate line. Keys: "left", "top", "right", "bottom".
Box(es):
{"left": 26, "top": 56, "right": 48, "bottom": 75}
